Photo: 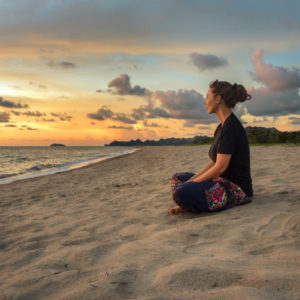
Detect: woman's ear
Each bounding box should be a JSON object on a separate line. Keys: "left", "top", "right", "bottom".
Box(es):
{"left": 216, "top": 95, "right": 222, "bottom": 104}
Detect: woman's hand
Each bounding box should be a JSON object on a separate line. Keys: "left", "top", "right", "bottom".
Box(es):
{"left": 213, "top": 177, "right": 224, "bottom": 181}
{"left": 185, "top": 160, "right": 215, "bottom": 183}
{"left": 191, "top": 154, "right": 231, "bottom": 183}
{"left": 185, "top": 178, "right": 194, "bottom": 183}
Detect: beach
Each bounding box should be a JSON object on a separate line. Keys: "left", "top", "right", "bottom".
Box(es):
{"left": 0, "top": 145, "right": 299, "bottom": 300}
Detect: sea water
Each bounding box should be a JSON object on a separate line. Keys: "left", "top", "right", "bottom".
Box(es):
{"left": 0, "top": 146, "right": 139, "bottom": 184}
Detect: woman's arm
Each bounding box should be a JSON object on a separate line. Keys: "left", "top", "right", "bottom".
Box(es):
{"left": 186, "top": 160, "right": 215, "bottom": 182}
{"left": 192, "top": 153, "right": 231, "bottom": 182}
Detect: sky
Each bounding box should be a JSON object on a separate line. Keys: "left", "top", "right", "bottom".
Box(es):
{"left": 0, "top": 0, "right": 300, "bottom": 146}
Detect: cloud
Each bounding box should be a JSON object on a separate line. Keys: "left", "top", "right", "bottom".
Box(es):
{"left": 190, "top": 53, "right": 228, "bottom": 71}
{"left": 131, "top": 102, "right": 171, "bottom": 120}
{"left": 153, "top": 89, "right": 216, "bottom": 123}
{"left": 107, "top": 74, "right": 148, "bottom": 96}
{"left": 87, "top": 106, "right": 136, "bottom": 124}
{"left": 246, "top": 86, "right": 300, "bottom": 116}
{"left": 143, "top": 120, "right": 161, "bottom": 127}
{"left": 23, "top": 110, "right": 46, "bottom": 117}
{"left": 197, "top": 125, "right": 212, "bottom": 130}
{"left": 113, "top": 113, "right": 136, "bottom": 124}
{"left": 183, "top": 123, "right": 195, "bottom": 127}
{"left": 10, "top": 110, "right": 21, "bottom": 116}
{"left": 51, "top": 112, "right": 72, "bottom": 121}
{"left": 89, "top": 88, "right": 216, "bottom": 126}
{"left": 288, "top": 116, "right": 300, "bottom": 124}
{"left": 246, "top": 49, "right": 300, "bottom": 116}
{"left": 2, "top": 1, "right": 298, "bottom": 56}
{"left": 48, "top": 60, "right": 77, "bottom": 69}
{"left": 4, "top": 124, "right": 17, "bottom": 127}
{"left": 0, "top": 112, "right": 10, "bottom": 122}
{"left": 108, "top": 125, "right": 133, "bottom": 130}
{"left": 40, "top": 118, "right": 56, "bottom": 122}
{"left": 130, "top": 107, "right": 147, "bottom": 121}
{"left": 11, "top": 110, "right": 49, "bottom": 119}
{"left": 233, "top": 104, "right": 248, "bottom": 124}
{"left": 250, "top": 49, "right": 300, "bottom": 90}
{"left": 26, "top": 126, "right": 38, "bottom": 130}
{"left": 60, "top": 61, "right": 77, "bottom": 68}
{"left": 29, "top": 81, "right": 47, "bottom": 89}
{"left": 87, "top": 106, "right": 114, "bottom": 121}
{"left": 0, "top": 97, "right": 29, "bottom": 108}
{"left": 18, "top": 124, "right": 38, "bottom": 130}
{"left": 252, "top": 116, "right": 268, "bottom": 123}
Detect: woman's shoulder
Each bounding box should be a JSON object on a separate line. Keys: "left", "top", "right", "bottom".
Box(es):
{"left": 224, "top": 113, "right": 244, "bottom": 130}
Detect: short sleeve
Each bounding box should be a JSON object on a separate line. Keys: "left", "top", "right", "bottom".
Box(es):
{"left": 217, "top": 124, "right": 236, "bottom": 154}
{"left": 209, "top": 124, "right": 222, "bottom": 162}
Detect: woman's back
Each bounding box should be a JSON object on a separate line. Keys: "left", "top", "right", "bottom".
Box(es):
{"left": 209, "top": 113, "right": 253, "bottom": 197}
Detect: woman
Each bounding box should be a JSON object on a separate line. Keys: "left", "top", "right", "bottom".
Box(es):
{"left": 169, "top": 80, "right": 253, "bottom": 215}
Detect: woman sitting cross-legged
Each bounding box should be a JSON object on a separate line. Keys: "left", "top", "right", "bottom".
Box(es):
{"left": 169, "top": 80, "right": 253, "bottom": 215}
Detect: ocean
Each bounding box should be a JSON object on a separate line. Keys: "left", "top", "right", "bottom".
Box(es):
{"left": 0, "top": 146, "right": 139, "bottom": 184}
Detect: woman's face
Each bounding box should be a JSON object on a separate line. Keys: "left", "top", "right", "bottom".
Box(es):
{"left": 205, "top": 88, "right": 218, "bottom": 114}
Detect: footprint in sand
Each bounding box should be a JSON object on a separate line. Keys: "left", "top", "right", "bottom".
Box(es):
{"left": 185, "top": 233, "right": 200, "bottom": 244}
{"left": 198, "top": 223, "right": 224, "bottom": 239}
{"left": 183, "top": 241, "right": 215, "bottom": 254}
{"left": 180, "top": 227, "right": 222, "bottom": 254}
{"left": 248, "top": 245, "right": 276, "bottom": 256}
{"left": 109, "top": 269, "right": 139, "bottom": 297}
{"left": 30, "top": 194, "right": 45, "bottom": 202}
{"left": 13, "top": 249, "right": 43, "bottom": 268}
{"left": 245, "top": 214, "right": 300, "bottom": 256}
{"left": 257, "top": 213, "right": 296, "bottom": 237}
{"left": 20, "top": 240, "right": 47, "bottom": 251}
{"left": 166, "top": 267, "right": 242, "bottom": 291}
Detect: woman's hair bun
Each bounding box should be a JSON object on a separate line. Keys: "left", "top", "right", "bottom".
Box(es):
{"left": 236, "top": 84, "right": 252, "bottom": 103}
{"left": 210, "top": 80, "right": 251, "bottom": 108}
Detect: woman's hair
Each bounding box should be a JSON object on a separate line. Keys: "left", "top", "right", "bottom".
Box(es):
{"left": 209, "top": 80, "right": 251, "bottom": 108}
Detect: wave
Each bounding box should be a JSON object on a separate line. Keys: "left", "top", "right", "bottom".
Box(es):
{"left": 15, "top": 157, "right": 30, "bottom": 162}
{"left": 25, "top": 163, "right": 61, "bottom": 172}
{"left": 0, "top": 173, "right": 18, "bottom": 179}
{"left": 0, "top": 148, "right": 140, "bottom": 185}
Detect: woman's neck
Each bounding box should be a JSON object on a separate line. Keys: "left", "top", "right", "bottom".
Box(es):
{"left": 216, "top": 108, "right": 232, "bottom": 126}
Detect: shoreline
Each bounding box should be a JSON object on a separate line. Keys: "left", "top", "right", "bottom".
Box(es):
{"left": 2, "top": 144, "right": 299, "bottom": 186}
{"left": 0, "top": 148, "right": 140, "bottom": 186}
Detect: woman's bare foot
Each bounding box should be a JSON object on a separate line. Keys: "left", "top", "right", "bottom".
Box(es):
{"left": 168, "top": 206, "right": 186, "bottom": 215}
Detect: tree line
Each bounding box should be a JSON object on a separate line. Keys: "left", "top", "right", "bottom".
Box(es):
{"left": 106, "top": 127, "right": 300, "bottom": 146}
{"left": 246, "top": 127, "right": 300, "bottom": 144}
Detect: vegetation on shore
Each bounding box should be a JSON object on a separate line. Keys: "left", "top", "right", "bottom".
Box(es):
{"left": 246, "top": 127, "right": 300, "bottom": 144}
{"left": 105, "top": 127, "right": 300, "bottom": 146}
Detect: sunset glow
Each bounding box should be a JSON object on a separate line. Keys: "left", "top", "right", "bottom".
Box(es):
{"left": 0, "top": 0, "right": 300, "bottom": 145}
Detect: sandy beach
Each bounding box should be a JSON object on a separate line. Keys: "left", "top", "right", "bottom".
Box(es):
{"left": 0, "top": 145, "right": 299, "bottom": 300}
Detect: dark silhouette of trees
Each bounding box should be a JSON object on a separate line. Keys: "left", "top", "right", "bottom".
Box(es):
{"left": 106, "top": 127, "right": 300, "bottom": 146}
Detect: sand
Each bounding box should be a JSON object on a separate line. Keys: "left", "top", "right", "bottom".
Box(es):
{"left": 0, "top": 145, "right": 299, "bottom": 300}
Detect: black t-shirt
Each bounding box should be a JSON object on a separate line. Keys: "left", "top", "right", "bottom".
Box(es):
{"left": 209, "top": 113, "right": 253, "bottom": 197}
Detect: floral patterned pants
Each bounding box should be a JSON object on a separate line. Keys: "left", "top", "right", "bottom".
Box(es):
{"left": 171, "top": 172, "right": 252, "bottom": 213}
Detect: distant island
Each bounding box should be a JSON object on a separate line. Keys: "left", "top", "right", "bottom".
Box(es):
{"left": 105, "top": 127, "right": 300, "bottom": 146}
{"left": 50, "top": 143, "right": 66, "bottom": 147}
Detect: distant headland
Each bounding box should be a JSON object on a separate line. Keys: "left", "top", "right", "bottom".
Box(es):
{"left": 50, "top": 143, "right": 66, "bottom": 147}
{"left": 105, "top": 127, "right": 300, "bottom": 146}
